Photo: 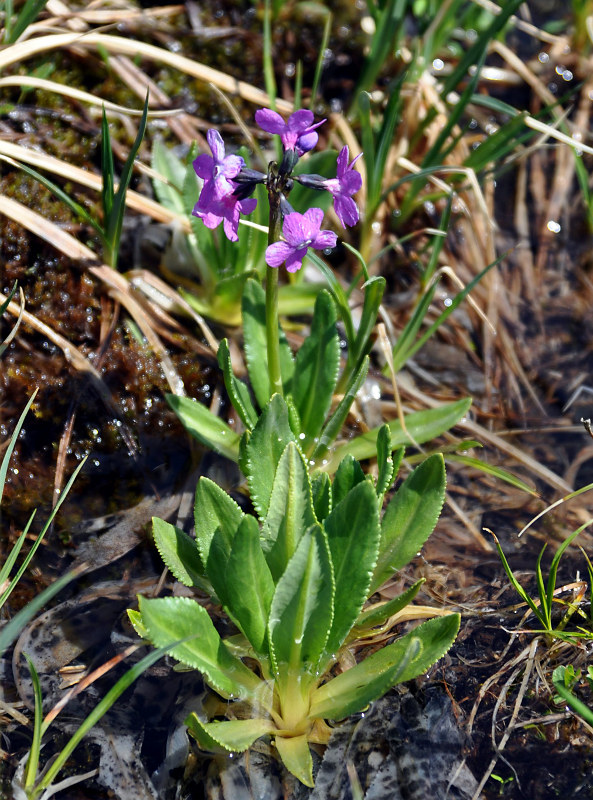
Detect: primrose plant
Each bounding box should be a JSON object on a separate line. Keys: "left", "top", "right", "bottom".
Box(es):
{"left": 131, "top": 108, "right": 460, "bottom": 786}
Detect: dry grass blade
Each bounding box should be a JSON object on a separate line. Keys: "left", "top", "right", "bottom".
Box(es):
{"left": 0, "top": 76, "right": 185, "bottom": 116}
{"left": 0, "top": 147, "right": 187, "bottom": 228}
{"left": 0, "top": 32, "right": 293, "bottom": 114}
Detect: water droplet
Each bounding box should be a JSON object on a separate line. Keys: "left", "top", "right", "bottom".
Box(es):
{"left": 538, "top": 52, "right": 549, "bottom": 63}
{"left": 299, "top": 433, "right": 306, "bottom": 440}
{"left": 432, "top": 58, "right": 444, "bottom": 71}
{"left": 547, "top": 220, "right": 561, "bottom": 234}
{"left": 444, "top": 297, "right": 452, "bottom": 307}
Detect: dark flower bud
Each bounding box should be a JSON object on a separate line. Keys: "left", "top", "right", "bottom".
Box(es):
{"left": 234, "top": 167, "right": 267, "bottom": 185}
{"left": 294, "top": 173, "right": 327, "bottom": 190}
{"left": 279, "top": 194, "right": 296, "bottom": 218}
{"left": 279, "top": 148, "right": 300, "bottom": 177}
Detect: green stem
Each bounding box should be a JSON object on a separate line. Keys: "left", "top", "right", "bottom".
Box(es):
{"left": 266, "top": 164, "right": 284, "bottom": 397}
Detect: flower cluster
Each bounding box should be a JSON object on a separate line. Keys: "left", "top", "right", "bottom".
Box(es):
{"left": 192, "top": 108, "right": 362, "bottom": 270}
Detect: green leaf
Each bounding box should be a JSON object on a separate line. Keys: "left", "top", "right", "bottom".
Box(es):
{"left": 354, "top": 578, "right": 425, "bottom": 632}
{"left": 194, "top": 477, "right": 244, "bottom": 567}
{"left": 167, "top": 394, "right": 240, "bottom": 461}
{"left": 275, "top": 734, "right": 314, "bottom": 788}
{"left": 323, "top": 481, "right": 380, "bottom": 658}
{"left": 217, "top": 338, "right": 258, "bottom": 430}
{"left": 347, "top": 276, "right": 386, "bottom": 378}
{"left": 242, "top": 279, "right": 295, "bottom": 407}
{"left": 311, "top": 471, "right": 332, "bottom": 522}
{"left": 332, "top": 455, "right": 366, "bottom": 507}
{"left": 371, "top": 454, "right": 446, "bottom": 592}
{"left": 185, "top": 714, "right": 276, "bottom": 753}
{"left": 445, "top": 454, "right": 538, "bottom": 496}
{"left": 152, "top": 517, "right": 205, "bottom": 588}
{"left": 292, "top": 290, "right": 339, "bottom": 446}
{"left": 309, "top": 613, "right": 460, "bottom": 719}
{"left": 138, "top": 596, "right": 261, "bottom": 699}
{"left": 207, "top": 515, "right": 275, "bottom": 654}
{"left": 104, "top": 93, "right": 149, "bottom": 269}
{"left": 268, "top": 525, "right": 334, "bottom": 674}
{"left": 376, "top": 427, "right": 397, "bottom": 499}
{"left": 261, "top": 442, "right": 317, "bottom": 582}
{"left": 312, "top": 356, "right": 370, "bottom": 462}
{"left": 244, "top": 394, "right": 297, "bottom": 518}
{"left": 324, "top": 397, "right": 471, "bottom": 472}
{"left": 151, "top": 138, "right": 186, "bottom": 213}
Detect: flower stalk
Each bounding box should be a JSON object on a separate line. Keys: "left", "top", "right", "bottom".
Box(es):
{"left": 266, "top": 161, "right": 284, "bottom": 396}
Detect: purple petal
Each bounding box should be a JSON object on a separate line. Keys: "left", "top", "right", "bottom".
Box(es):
{"left": 322, "top": 177, "right": 340, "bottom": 198}
{"left": 266, "top": 241, "right": 294, "bottom": 267}
{"left": 295, "top": 131, "right": 318, "bottom": 155}
{"left": 217, "top": 154, "right": 244, "bottom": 178}
{"left": 193, "top": 153, "right": 214, "bottom": 180}
{"left": 334, "top": 196, "right": 359, "bottom": 228}
{"left": 303, "top": 207, "right": 324, "bottom": 234}
{"left": 312, "top": 229, "right": 338, "bottom": 249}
{"left": 285, "top": 247, "right": 308, "bottom": 273}
{"left": 287, "top": 109, "right": 314, "bottom": 133}
{"left": 255, "top": 108, "right": 287, "bottom": 135}
{"left": 282, "top": 212, "right": 310, "bottom": 246}
{"left": 239, "top": 197, "right": 257, "bottom": 216}
{"left": 340, "top": 170, "right": 362, "bottom": 195}
{"left": 207, "top": 129, "right": 226, "bottom": 162}
{"left": 223, "top": 215, "right": 239, "bottom": 242}
{"left": 193, "top": 206, "right": 223, "bottom": 230}
{"left": 336, "top": 146, "right": 349, "bottom": 176}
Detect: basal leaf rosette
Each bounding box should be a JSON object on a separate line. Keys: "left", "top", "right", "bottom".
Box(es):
{"left": 131, "top": 395, "right": 460, "bottom": 787}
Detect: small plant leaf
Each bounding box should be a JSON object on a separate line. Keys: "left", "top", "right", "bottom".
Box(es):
{"left": 167, "top": 394, "right": 240, "bottom": 461}
{"left": 309, "top": 613, "right": 460, "bottom": 719}
{"left": 275, "top": 734, "right": 314, "bottom": 788}
{"left": 268, "top": 525, "right": 334, "bottom": 674}
{"left": 312, "top": 355, "right": 370, "bottom": 462}
{"left": 324, "top": 397, "right": 471, "bottom": 472}
{"left": 292, "top": 290, "right": 340, "bottom": 446}
{"left": 376, "top": 428, "right": 399, "bottom": 500}
{"left": 242, "top": 279, "right": 295, "bottom": 407}
{"left": 311, "top": 471, "right": 332, "bottom": 522}
{"left": 194, "top": 477, "right": 244, "bottom": 567}
{"left": 332, "top": 454, "right": 366, "bottom": 507}
{"left": 348, "top": 276, "right": 386, "bottom": 378}
{"left": 354, "top": 578, "right": 426, "bottom": 632}
{"left": 207, "top": 515, "right": 275, "bottom": 654}
{"left": 261, "top": 442, "right": 317, "bottom": 581}
{"left": 371, "top": 454, "right": 446, "bottom": 592}
{"left": 151, "top": 138, "right": 186, "bottom": 213}
{"left": 217, "top": 338, "right": 258, "bottom": 430}
{"left": 185, "top": 713, "right": 276, "bottom": 753}
{"left": 152, "top": 517, "right": 205, "bottom": 588}
{"left": 323, "top": 480, "right": 380, "bottom": 658}
{"left": 138, "top": 596, "right": 261, "bottom": 699}
{"left": 244, "top": 394, "right": 297, "bottom": 518}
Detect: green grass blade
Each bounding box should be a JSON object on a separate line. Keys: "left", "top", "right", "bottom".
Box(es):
{"left": 490, "top": 533, "right": 544, "bottom": 625}
{"left": 23, "top": 655, "right": 43, "bottom": 790}
{"left": 0, "top": 390, "right": 37, "bottom": 502}
{"left": 309, "top": 11, "right": 331, "bottom": 110}
{"left": 0, "top": 567, "right": 84, "bottom": 656}
{"left": 105, "top": 93, "right": 149, "bottom": 269}
{"left": 34, "top": 643, "right": 175, "bottom": 796}
{"left": 5, "top": 0, "right": 49, "bottom": 44}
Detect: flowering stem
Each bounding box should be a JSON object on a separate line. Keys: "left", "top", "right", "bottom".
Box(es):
{"left": 266, "top": 162, "right": 284, "bottom": 397}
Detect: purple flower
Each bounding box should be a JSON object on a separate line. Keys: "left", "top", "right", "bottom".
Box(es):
{"left": 193, "top": 129, "right": 244, "bottom": 207}
{"left": 265, "top": 208, "right": 337, "bottom": 273}
{"left": 322, "top": 146, "right": 363, "bottom": 228}
{"left": 193, "top": 192, "right": 257, "bottom": 243}
{"left": 255, "top": 108, "right": 326, "bottom": 156}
